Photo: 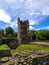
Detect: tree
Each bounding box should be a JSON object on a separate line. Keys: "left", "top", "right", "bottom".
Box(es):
{"left": 43, "top": 30, "right": 49, "bottom": 40}
{"left": 36, "top": 30, "right": 49, "bottom": 40}
{"left": 14, "top": 32, "right": 17, "bottom": 37}
{"left": 30, "top": 30, "right": 37, "bottom": 40}
{"left": 0, "top": 29, "right": 4, "bottom": 36}
{"left": 36, "top": 30, "right": 44, "bottom": 40}
{"left": 5, "top": 27, "right": 14, "bottom": 37}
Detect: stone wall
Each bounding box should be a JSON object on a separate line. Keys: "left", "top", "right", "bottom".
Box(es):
{"left": 8, "top": 39, "right": 18, "bottom": 49}
{"left": 14, "top": 50, "right": 49, "bottom": 65}
{"left": 0, "top": 49, "right": 11, "bottom": 57}
{"left": 0, "top": 50, "right": 49, "bottom": 65}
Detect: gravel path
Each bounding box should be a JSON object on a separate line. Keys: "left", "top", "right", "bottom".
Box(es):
{"left": 30, "top": 42, "right": 49, "bottom": 46}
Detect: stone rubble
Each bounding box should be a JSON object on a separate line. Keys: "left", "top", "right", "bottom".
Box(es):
{"left": 0, "top": 50, "right": 49, "bottom": 65}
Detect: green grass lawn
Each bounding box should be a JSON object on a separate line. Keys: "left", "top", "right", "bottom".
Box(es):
{"left": 11, "top": 44, "right": 49, "bottom": 53}
{"left": 0, "top": 44, "right": 9, "bottom": 50}
{"left": 0, "top": 43, "right": 49, "bottom": 53}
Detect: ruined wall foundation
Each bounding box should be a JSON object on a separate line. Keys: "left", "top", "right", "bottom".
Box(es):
{"left": 0, "top": 50, "right": 49, "bottom": 65}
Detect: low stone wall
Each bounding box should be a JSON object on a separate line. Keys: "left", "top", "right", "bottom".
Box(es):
{"left": 32, "top": 54, "right": 49, "bottom": 65}
{"left": 8, "top": 40, "right": 18, "bottom": 49}
{"left": 14, "top": 50, "right": 49, "bottom": 65}
{"left": 0, "top": 49, "right": 11, "bottom": 57}
{"left": 0, "top": 50, "right": 49, "bottom": 65}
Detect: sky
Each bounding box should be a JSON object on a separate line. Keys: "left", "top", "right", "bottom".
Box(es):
{"left": 0, "top": 0, "right": 49, "bottom": 31}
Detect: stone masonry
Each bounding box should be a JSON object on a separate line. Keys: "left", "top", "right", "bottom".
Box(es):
{"left": 0, "top": 18, "right": 32, "bottom": 45}
{"left": 0, "top": 50, "right": 49, "bottom": 65}
{"left": 18, "top": 18, "right": 32, "bottom": 44}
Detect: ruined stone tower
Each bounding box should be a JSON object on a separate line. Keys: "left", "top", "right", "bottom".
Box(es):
{"left": 18, "top": 18, "right": 32, "bottom": 44}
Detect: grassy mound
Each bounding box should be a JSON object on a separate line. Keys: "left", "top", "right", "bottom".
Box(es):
{"left": 0, "top": 44, "right": 9, "bottom": 50}
{"left": 12, "top": 44, "right": 49, "bottom": 53}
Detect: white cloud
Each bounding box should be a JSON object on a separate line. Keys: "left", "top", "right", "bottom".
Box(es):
{"left": 0, "top": 9, "right": 11, "bottom": 23}
{"left": 0, "top": 0, "right": 49, "bottom": 16}
{"left": 9, "top": 21, "right": 18, "bottom": 28}
{"left": 5, "top": 0, "right": 25, "bottom": 3}
{"left": 29, "top": 26, "right": 35, "bottom": 30}
{"left": 1, "top": 0, "right": 49, "bottom": 19}
{"left": 45, "top": 26, "right": 49, "bottom": 29}
{"left": 25, "top": 0, "right": 49, "bottom": 15}
{"left": 29, "top": 12, "right": 40, "bottom": 16}
{"left": 18, "top": 0, "right": 25, "bottom": 3}
{"left": 29, "top": 19, "right": 39, "bottom": 26}
{"left": 5, "top": 0, "right": 16, "bottom": 3}
{"left": 42, "top": 7, "right": 49, "bottom": 15}
{"left": 0, "top": 0, "right": 49, "bottom": 30}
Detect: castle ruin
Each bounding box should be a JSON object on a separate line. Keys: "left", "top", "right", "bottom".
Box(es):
{"left": 0, "top": 18, "right": 32, "bottom": 46}
{"left": 18, "top": 18, "right": 32, "bottom": 44}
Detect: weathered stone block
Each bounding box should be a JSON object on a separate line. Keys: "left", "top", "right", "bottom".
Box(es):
{"left": 0, "top": 48, "right": 11, "bottom": 57}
